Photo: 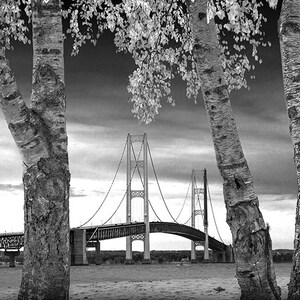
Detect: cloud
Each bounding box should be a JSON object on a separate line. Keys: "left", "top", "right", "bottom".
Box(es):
{"left": 0, "top": 119, "right": 23, "bottom": 182}
{"left": 259, "top": 194, "right": 296, "bottom": 211}
{"left": 0, "top": 16, "right": 296, "bottom": 250}
{"left": 0, "top": 183, "right": 23, "bottom": 192}
{"left": 70, "top": 187, "right": 88, "bottom": 198}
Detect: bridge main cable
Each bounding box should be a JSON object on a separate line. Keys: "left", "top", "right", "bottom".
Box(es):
{"left": 78, "top": 140, "right": 128, "bottom": 228}
{"left": 148, "top": 198, "right": 162, "bottom": 222}
{"left": 175, "top": 174, "right": 192, "bottom": 222}
{"left": 147, "top": 143, "right": 179, "bottom": 224}
{"left": 208, "top": 183, "right": 224, "bottom": 243}
{"left": 85, "top": 141, "right": 145, "bottom": 244}
{"left": 100, "top": 140, "right": 145, "bottom": 226}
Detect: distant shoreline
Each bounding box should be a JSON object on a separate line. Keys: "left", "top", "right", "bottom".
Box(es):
{"left": 0, "top": 248, "right": 294, "bottom": 265}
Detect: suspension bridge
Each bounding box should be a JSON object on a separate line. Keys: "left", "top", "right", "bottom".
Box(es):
{"left": 0, "top": 134, "right": 233, "bottom": 267}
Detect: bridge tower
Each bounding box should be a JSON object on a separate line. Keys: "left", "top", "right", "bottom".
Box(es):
{"left": 191, "top": 169, "right": 209, "bottom": 262}
{"left": 125, "top": 133, "right": 151, "bottom": 264}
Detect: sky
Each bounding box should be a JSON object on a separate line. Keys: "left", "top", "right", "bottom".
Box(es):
{"left": 0, "top": 2, "right": 296, "bottom": 251}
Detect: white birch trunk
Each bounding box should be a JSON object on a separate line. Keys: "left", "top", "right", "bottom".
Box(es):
{"left": 278, "top": 0, "right": 300, "bottom": 298}
{"left": 0, "top": 1, "right": 70, "bottom": 298}
{"left": 188, "top": 1, "right": 281, "bottom": 299}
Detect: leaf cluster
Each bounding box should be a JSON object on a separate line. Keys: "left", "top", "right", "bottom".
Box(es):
{"left": 66, "top": 0, "right": 200, "bottom": 124}
{"left": 0, "top": 0, "right": 31, "bottom": 49}
{"left": 209, "top": 0, "right": 277, "bottom": 91}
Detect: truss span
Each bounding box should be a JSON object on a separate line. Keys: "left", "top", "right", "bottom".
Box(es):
{"left": 83, "top": 222, "right": 227, "bottom": 252}
{"left": 0, "top": 232, "right": 24, "bottom": 250}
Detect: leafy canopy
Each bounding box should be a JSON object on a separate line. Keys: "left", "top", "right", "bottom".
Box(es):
{"left": 66, "top": 0, "right": 278, "bottom": 123}
{"left": 1, "top": 0, "right": 278, "bottom": 123}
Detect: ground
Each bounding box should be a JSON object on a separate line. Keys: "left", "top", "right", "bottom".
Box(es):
{"left": 0, "top": 262, "right": 291, "bottom": 299}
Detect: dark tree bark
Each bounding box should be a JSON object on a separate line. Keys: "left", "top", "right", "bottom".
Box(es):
{"left": 187, "top": 1, "right": 281, "bottom": 299}
{"left": 0, "top": 1, "right": 70, "bottom": 299}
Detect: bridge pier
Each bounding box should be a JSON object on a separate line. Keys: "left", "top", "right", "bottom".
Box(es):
{"left": 95, "top": 240, "right": 101, "bottom": 265}
{"left": 4, "top": 250, "right": 20, "bottom": 267}
{"left": 212, "top": 245, "right": 234, "bottom": 263}
{"left": 125, "top": 236, "right": 133, "bottom": 264}
{"left": 212, "top": 250, "right": 226, "bottom": 262}
{"left": 225, "top": 245, "right": 234, "bottom": 263}
{"left": 142, "top": 258, "right": 151, "bottom": 264}
{"left": 70, "top": 229, "right": 88, "bottom": 266}
{"left": 190, "top": 241, "right": 197, "bottom": 263}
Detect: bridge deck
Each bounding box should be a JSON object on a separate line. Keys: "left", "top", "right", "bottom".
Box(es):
{"left": 83, "top": 222, "right": 227, "bottom": 251}
{"left": 0, "top": 222, "right": 227, "bottom": 252}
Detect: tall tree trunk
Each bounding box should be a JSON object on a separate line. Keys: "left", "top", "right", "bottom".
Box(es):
{"left": 278, "top": 1, "right": 300, "bottom": 299}
{"left": 188, "top": 1, "right": 281, "bottom": 299}
{"left": 0, "top": 1, "right": 70, "bottom": 299}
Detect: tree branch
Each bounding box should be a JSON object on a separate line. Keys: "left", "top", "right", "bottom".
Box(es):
{"left": 0, "top": 46, "right": 50, "bottom": 167}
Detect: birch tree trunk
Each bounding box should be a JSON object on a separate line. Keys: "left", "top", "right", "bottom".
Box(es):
{"left": 278, "top": 1, "right": 300, "bottom": 298}
{"left": 0, "top": 1, "right": 70, "bottom": 299}
{"left": 188, "top": 1, "right": 281, "bottom": 299}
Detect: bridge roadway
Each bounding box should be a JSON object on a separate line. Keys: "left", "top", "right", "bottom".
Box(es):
{"left": 0, "top": 222, "right": 227, "bottom": 252}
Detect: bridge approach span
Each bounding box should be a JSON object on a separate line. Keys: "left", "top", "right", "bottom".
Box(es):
{"left": 83, "top": 221, "right": 227, "bottom": 252}
{"left": 0, "top": 232, "right": 24, "bottom": 250}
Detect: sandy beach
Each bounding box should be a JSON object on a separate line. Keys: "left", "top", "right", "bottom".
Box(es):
{"left": 0, "top": 263, "right": 291, "bottom": 299}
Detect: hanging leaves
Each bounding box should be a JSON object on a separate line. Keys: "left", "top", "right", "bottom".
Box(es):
{"left": 0, "top": 0, "right": 31, "bottom": 49}
{"left": 65, "top": 0, "right": 278, "bottom": 122}
{"left": 208, "top": 0, "right": 278, "bottom": 91}
{"left": 66, "top": 0, "right": 200, "bottom": 123}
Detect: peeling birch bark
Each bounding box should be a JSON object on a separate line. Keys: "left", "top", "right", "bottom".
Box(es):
{"left": 0, "top": 48, "right": 50, "bottom": 167}
{"left": 188, "top": 1, "right": 281, "bottom": 299}
{"left": 278, "top": 0, "right": 300, "bottom": 298}
{"left": 0, "top": 0, "right": 70, "bottom": 299}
